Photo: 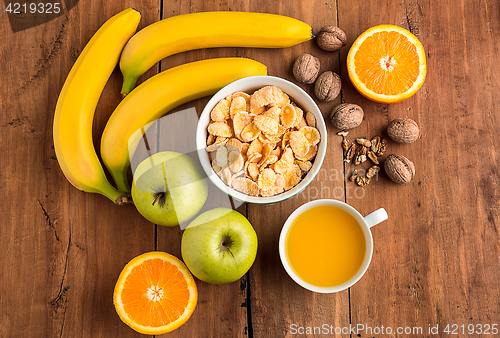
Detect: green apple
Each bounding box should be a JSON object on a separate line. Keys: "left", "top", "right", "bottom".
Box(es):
{"left": 131, "top": 151, "right": 208, "bottom": 226}
{"left": 181, "top": 208, "right": 258, "bottom": 284}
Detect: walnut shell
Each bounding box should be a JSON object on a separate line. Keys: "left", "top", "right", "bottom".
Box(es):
{"left": 317, "top": 26, "right": 347, "bottom": 52}
{"left": 384, "top": 154, "right": 415, "bottom": 184}
{"left": 330, "top": 103, "right": 364, "bottom": 130}
{"left": 293, "top": 54, "right": 320, "bottom": 84}
{"left": 315, "top": 71, "right": 341, "bottom": 102}
{"left": 387, "top": 118, "right": 420, "bottom": 144}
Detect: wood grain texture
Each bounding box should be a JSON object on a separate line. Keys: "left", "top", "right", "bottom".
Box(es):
{"left": 243, "top": 1, "right": 351, "bottom": 337}
{"left": 338, "top": 0, "right": 500, "bottom": 336}
{"left": 154, "top": 2, "right": 255, "bottom": 337}
{"left": 1, "top": 0, "right": 500, "bottom": 337}
{"left": 0, "top": 2, "right": 160, "bottom": 337}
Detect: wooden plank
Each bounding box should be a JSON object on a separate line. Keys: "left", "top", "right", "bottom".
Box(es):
{"left": 240, "top": 1, "right": 351, "bottom": 337}
{"left": 155, "top": 107, "right": 248, "bottom": 336}
{"left": 338, "top": 0, "right": 500, "bottom": 335}
{"left": 153, "top": 2, "right": 254, "bottom": 337}
{"left": 2, "top": 0, "right": 500, "bottom": 336}
{"left": 0, "top": 3, "right": 160, "bottom": 337}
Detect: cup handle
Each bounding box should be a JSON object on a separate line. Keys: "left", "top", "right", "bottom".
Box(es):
{"left": 364, "top": 208, "right": 388, "bottom": 228}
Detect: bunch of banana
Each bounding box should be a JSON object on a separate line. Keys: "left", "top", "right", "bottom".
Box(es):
{"left": 55, "top": 9, "right": 313, "bottom": 201}
{"left": 53, "top": 8, "right": 140, "bottom": 204}
{"left": 119, "top": 11, "right": 313, "bottom": 94}
{"left": 101, "top": 58, "right": 267, "bottom": 192}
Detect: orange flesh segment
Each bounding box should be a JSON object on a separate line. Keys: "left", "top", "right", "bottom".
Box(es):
{"left": 121, "top": 258, "right": 190, "bottom": 328}
{"left": 354, "top": 31, "right": 420, "bottom": 95}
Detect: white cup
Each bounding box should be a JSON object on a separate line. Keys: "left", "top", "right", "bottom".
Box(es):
{"left": 279, "top": 199, "right": 388, "bottom": 293}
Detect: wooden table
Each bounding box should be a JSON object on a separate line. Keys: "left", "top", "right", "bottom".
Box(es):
{"left": 1, "top": 0, "right": 499, "bottom": 337}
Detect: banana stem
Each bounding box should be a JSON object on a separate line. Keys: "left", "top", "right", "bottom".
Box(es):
{"left": 99, "top": 180, "right": 132, "bottom": 205}
{"left": 116, "top": 195, "right": 133, "bottom": 205}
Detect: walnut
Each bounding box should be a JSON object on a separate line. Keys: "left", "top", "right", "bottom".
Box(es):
{"left": 370, "top": 136, "right": 380, "bottom": 153}
{"left": 366, "top": 165, "right": 380, "bottom": 179}
{"left": 314, "top": 71, "right": 341, "bottom": 102}
{"left": 345, "top": 143, "right": 356, "bottom": 163}
{"left": 316, "top": 26, "right": 347, "bottom": 52}
{"left": 356, "top": 176, "right": 370, "bottom": 187}
{"left": 341, "top": 139, "right": 349, "bottom": 152}
{"left": 292, "top": 54, "right": 320, "bottom": 84}
{"left": 387, "top": 118, "right": 420, "bottom": 144}
{"left": 367, "top": 151, "right": 379, "bottom": 164}
{"left": 384, "top": 154, "right": 415, "bottom": 184}
{"left": 330, "top": 103, "right": 364, "bottom": 130}
{"left": 349, "top": 169, "right": 359, "bottom": 181}
{"left": 356, "top": 138, "right": 371, "bottom": 148}
{"left": 376, "top": 138, "right": 388, "bottom": 156}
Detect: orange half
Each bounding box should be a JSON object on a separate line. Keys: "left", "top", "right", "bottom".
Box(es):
{"left": 113, "top": 251, "right": 198, "bottom": 335}
{"left": 347, "top": 25, "right": 426, "bottom": 103}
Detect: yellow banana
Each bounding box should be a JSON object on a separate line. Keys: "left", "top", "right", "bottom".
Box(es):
{"left": 53, "top": 8, "right": 140, "bottom": 204}
{"left": 120, "top": 11, "right": 312, "bottom": 94}
{"left": 101, "top": 57, "right": 267, "bottom": 192}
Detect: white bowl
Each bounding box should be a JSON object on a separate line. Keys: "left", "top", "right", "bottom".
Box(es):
{"left": 196, "top": 75, "right": 327, "bottom": 204}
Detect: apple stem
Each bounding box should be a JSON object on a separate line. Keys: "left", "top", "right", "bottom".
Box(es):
{"left": 152, "top": 193, "right": 164, "bottom": 206}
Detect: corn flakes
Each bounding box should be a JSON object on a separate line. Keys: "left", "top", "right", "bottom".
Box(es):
{"left": 299, "top": 126, "right": 321, "bottom": 145}
{"left": 289, "top": 131, "right": 310, "bottom": 158}
{"left": 232, "top": 111, "right": 254, "bottom": 140}
{"left": 216, "top": 146, "right": 228, "bottom": 167}
{"left": 247, "top": 139, "right": 263, "bottom": 158}
{"left": 280, "top": 103, "right": 298, "bottom": 129}
{"left": 262, "top": 106, "right": 281, "bottom": 122}
{"left": 207, "top": 85, "right": 321, "bottom": 197}
{"left": 232, "top": 177, "right": 260, "bottom": 196}
{"left": 211, "top": 98, "right": 231, "bottom": 122}
{"left": 250, "top": 85, "right": 286, "bottom": 108}
{"left": 229, "top": 96, "right": 247, "bottom": 119}
{"left": 296, "top": 160, "right": 312, "bottom": 172}
{"left": 232, "top": 92, "right": 251, "bottom": 111}
{"left": 273, "top": 147, "right": 294, "bottom": 174}
{"left": 295, "top": 144, "right": 318, "bottom": 161}
{"left": 258, "top": 168, "right": 276, "bottom": 190}
{"left": 226, "top": 138, "right": 244, "bottom": 152}
{"left": 259, "top": 133, "right": 281, "bottom": 144}
{"left": 240, "top": 123, "right": 261, "bottom": 142}
{"left": 260, "top": 154, "right": 279, "bottom": 170}
{"left": 283, "top": 164, "right": 301, "bottom": 191}
{"left": 254, "top": 115, "right": 279, "bottom": 135}
{"left": 228, "top": 151, "right": 244, "bottom": 173}
{"left": 220, "top": 167, "right": 233, "bottom": 185}
{"left": 261, "top": 174, "right": 285, "bottom": 197}
{"left": 247, "top": 162, "right": 260, "bottom": 181}
{"left": 208, "top": 122, "right": 233, "bottom": 138}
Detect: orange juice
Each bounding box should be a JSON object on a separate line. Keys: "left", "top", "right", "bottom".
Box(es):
{"left": 285, "top": 205, "right": 366, "bottom": 287}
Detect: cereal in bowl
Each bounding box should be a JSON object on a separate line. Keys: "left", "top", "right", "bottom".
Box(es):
{"left": 206, "top": 85, "right": 321, "bottom": 197}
